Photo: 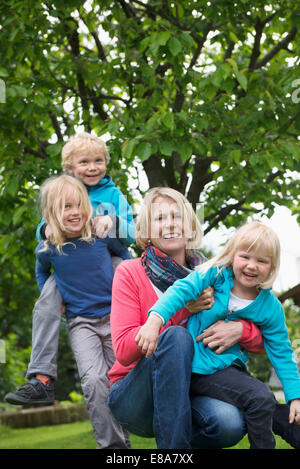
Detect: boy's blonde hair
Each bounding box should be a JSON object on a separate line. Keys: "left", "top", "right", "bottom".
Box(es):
{"left": 61, "top": 132, "right": 110, "bottom": 171}
{"left": 136, "top": 187, "right": 203, "bottom": 254}
{"left": 198, "top": 221, "right": 280, "bottom": 289}
{"left": 40, "top": 174, "right": 93, "bottom": 253}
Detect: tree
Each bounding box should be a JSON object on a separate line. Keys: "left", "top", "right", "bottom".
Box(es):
{"left": 0, "top": 0, "right": 299, "bottom": 334}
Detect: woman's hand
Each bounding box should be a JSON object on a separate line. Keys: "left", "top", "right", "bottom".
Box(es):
{"left": 195, "top": 320, "right": 243, "bottom": 354}
{"left": 186, "top": 287, "right": 214, "bottom": 313}
{"left": 135, "top": 314, "right": 163, "bottom": 358}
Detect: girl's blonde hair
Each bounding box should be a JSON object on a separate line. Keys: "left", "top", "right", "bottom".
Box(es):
{"left": 136, "top": 187, "right": 203, "bottom": 255}
{"left": 61, "top": 132, "right": 110, "bottom": 171}
{"left": 40, "top": 174, "right": 93, "bottom": 253}
{"left": 198, "top": 221, "right": 280, "bottom": 289}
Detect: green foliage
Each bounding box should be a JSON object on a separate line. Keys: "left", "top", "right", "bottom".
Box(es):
{"left": 0, "top": 334, "right": 31, "bottom": 400}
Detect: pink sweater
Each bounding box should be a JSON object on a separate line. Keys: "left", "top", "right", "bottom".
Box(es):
{"left": 108, "top": 258, "right": 264, "bottom": 385}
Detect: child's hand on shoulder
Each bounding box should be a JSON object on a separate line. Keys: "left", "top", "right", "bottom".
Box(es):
{"left": 289, "top": 399, "right": 300, "bottom": 425}
{"left": 94, "top": 215, "right": 113, "bottom": 238}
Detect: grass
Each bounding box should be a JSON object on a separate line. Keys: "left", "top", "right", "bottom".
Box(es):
{"left": 0, "top": 421, "right": 293, "bottom": 449}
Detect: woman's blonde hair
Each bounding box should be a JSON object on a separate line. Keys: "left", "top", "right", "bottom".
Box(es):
{"left": 61, "top": 132, "right": 110, "bottom": 171}
{"left": 136, "top": 187, "right": 203, "bottom": 255}
{"left": 39, "top": 174, "right": 93, "bottom": 253}
{"left": 198, "top": 221, "right": 280, "bottom": 289}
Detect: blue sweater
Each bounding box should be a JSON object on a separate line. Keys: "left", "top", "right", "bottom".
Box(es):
{"left": 149, "top": 266, "right": 300, "bottom": 403}
{"left": 36, "top": 175, "right": 136, "bottom": 246}
{"left": 35, "top": 236, "right": 131, "bottom": 319}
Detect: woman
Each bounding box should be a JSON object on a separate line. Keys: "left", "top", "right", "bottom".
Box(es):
{"left": 108, "top": 187, "right": 300, "bottom": 449}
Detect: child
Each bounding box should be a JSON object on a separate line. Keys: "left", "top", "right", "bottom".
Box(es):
{"left": 37, "top": 132, "right": 135, "bottom": 246}
{"left": 35, "top": 174, "right": 130, "bottom": 448}
{"left": 135, "top": 221, "right": 300, "bottom": 449}
{"left": 5, "top": 132, "right": 135, "bottom": 405}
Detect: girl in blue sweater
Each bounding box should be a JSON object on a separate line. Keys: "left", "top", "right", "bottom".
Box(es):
{"left": 35, "top": 174, "right": 131, "bottom": 448}
{"left": 136, "top": 221, "right": 300, "bottom": 449}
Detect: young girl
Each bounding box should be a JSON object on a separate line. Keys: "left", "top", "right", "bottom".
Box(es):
{"left": 135, "top": 221, "right": 300, "bottom": 449}
{"left": 35, "top": 174, "right": 131, "bottom": 449}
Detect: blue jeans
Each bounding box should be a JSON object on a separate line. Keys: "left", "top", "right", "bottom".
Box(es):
{"left": 108, "top": 326, "right": 246, "bottom": 449}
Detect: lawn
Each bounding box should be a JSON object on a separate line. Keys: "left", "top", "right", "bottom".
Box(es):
{"left": 0, "top": 421, "right": 293, "bottom": 449}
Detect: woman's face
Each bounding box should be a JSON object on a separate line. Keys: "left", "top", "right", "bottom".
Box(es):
{"left": 149, "top": 196, "right": 188, "bottom": 263}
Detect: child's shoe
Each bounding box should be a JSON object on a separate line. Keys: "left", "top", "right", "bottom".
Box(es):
{"left": 4, "top": 377, "right": 55, "bottom": 406}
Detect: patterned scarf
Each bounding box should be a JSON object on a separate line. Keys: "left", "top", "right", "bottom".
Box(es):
{"left": 141, "top": 245, "right": 207, "bottom": 293}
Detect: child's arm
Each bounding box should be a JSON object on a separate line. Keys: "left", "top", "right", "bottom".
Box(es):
{"left": 135, "top": 314, "right": 163, "bottom": 358}
{"left": 260, "top": 300, "right": 300, "bottom": 403}
{"left": 107, "top": 236, "right": 132, "bottom": 261}
{"left": 148, "top": 269, "right": 212, "bottom": 325}
{"left": 113, "top": 190, "right": 135, "bottom": 246}
{"left": 36, "top": 217, "right": 46, "bottom": 241}
{"left": 35, "top": 246, "right": 52, "bottom": 291}
{"left": 135, "top": 269, "right": 213, "bottom": 356}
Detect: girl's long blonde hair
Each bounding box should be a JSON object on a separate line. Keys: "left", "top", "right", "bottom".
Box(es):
{"left": 39, "top": 174, "right": 93, "bottom": 253}
{"left": 198, "top": 221, "right": 280, "bottom": 289}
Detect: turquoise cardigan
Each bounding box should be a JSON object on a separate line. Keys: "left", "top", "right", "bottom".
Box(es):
{"left": 149, "top": 266, "right": 300, "bottom": 403}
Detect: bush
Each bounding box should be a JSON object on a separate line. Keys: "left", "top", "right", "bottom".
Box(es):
{"left": 0, "top": 333, "right": 31, "bottom": 401}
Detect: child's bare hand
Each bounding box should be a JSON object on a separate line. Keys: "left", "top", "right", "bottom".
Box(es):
{"left": 289, "top": 399, "right": 300, "bottom": 425}
{"left": 135, "top": 315, "right": 163, "bottom": 358}
{"left": 94, "top": 215, "right": 113, "bottom": 238}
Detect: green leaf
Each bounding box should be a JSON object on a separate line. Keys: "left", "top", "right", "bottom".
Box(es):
{"left": 234, "top": 70, "right": 248, "bottom": 91}
{"left": 168, "top": 37, "right": 182, "bottom": 56}
{"left": 122, "top": 138, "right": 137, "bottom": 159}
{"left": 136, "top": 141, "right": 152, "bottom": 162}
{"left": 177, "top": 141, "right": 193, "bottom": 163}
{"left": 6, "top": 178, "right": 19, "bottom": 197}
{"left": 0, "top": 68, "right": 9, "bottom": 77}
{"left": 230, "top": 149, "right": 241, "bottom": 164}
{"left": 161, "top": 112, "right": 174, "bottom": 130}
{"left": 12, "top": 205, "right": 26, "bottom": 225}
{"left": 159, "top": 139, "right": 174, "bottom": 156}
{"left": 229, "top": 31, "right": 239, "bottom": 43}
{"left": 157, "top": 31, "right": 171, "bottom": 46}
{"left": 226, "top": 58, "right": 238, "bottom": 72}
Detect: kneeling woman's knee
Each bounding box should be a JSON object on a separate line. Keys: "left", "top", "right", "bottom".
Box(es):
{"left": 158, "top": 326, "right": 194, "bottom": 357}
{"left": 159, "top": 326, "right": 194, "bottom": 350}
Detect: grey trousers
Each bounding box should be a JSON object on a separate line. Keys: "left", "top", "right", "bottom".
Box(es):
{"left": 26, "top": 274, "right": 62, "bottom": 380}
{"left": 67, "top": 314, "right": 130, "bottom": 449}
